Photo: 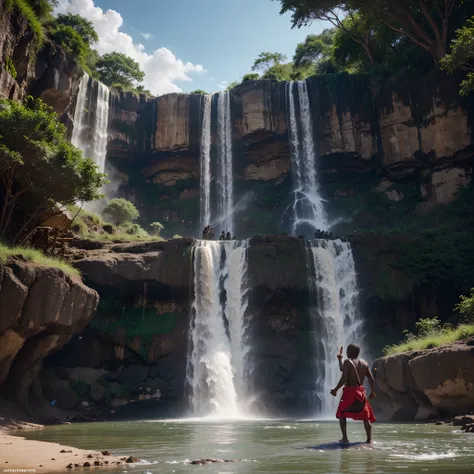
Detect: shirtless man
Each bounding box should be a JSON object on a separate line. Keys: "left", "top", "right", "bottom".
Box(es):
{"left": 330, "top": 344, "right": 376, "bottom": 444}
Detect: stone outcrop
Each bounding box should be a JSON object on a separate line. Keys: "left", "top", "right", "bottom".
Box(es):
{"left": 0, "top": 259, "right": 98, "bottom": 411}
{"left": 373, "top": 337, "right": 474, "bottom": 420}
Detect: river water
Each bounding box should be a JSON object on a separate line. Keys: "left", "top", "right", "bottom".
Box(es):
{"left": 22, "top": 420, "right": 473, "bottom": 473}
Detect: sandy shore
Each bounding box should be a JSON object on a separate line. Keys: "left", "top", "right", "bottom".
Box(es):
{"left": 0, "top": 414, "right": 135, "bottom": 473}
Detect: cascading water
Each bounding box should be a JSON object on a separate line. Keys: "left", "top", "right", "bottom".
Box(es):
{"left": 71, "top": 72, "right": 110, "bottom": 175}
{"left": 200, "top": 94, "right": 212, "bottom": 230}
{"left": 286, "top": 81, "right": 327, "bottom": 234}
{"left": 307, "top": 239, "right": 363, "bottom": 416}
{"left": 216, "top": 91, "right": 234, "bottom": 234}
{"left": 187, "top": 240, "right": 251, "bottom": 418}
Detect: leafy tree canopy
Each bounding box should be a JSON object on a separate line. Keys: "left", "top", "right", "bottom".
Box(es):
{"left": 242, "top": 73, "right": 260, "bottom": 81}
{"left": 276, "top": 0, "right": 466, "bottom": 63}
{"left": 293, "top": 29, "right": 335, "bottom": 68}
{"left": 0, "top": 98, "right": 106, "bottom": 243}
{"left": 51, "top": 25, "right": 89, "bottom": 63}
{"left": 456, "top": 288, "right": 474, "bottom": 323}
{"left": 252, "top": 52, "right": 288, "bottom": 73}
{"left": 441, "top": 16, "right": 474, "bottom": 96}
{"left": 103, "top": 198, "right": 140, "bottom": 226}
{"left": 96, "top": 52, "right": 145, "bottom": 87}
{"left": 55, "top": 13, "right": 99, "bottom": 46}
{"left": 191, "top": 89, "right": 208, "bottom": 94}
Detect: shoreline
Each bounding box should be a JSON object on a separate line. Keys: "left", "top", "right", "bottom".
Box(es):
{"left": 0, "top": 417, "right": 135, "bottom": 473}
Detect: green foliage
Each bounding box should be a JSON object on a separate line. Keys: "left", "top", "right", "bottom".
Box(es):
{"left": 51, "top": 25, "right": 89, "bottom": 64}
{"left": 441, "top": 16, "right": 474, "bottom": 96}
{"left": 0, "top": 242, "right": 80, "bottom": 277}
{"left": 0, "top": 98, "right": 106, "bottom": 242}
{"left": 293, "top": 29, "right": 336, "bottom": 69}
{"left": 149, "top": 222, "right": 164, "bottom": 236}
{"left": 6, "top": 0, "right": 47, "bottom": 49}
{"left": 190, "top": 89, "right": 208, "bottom": 94}
{"left": 227, "top": 81, "right": 240, "bottom": 90}
{"left": 120, "top": 222, "right": 149, "bottom": 238}
{"left": 96, "top": 52, "right": 145, "bottom": 87}
{"left": 55, "top": 13, "right": 99, "bottom": 46}
{"left": 456, "top": 289, "right": 474, "bottom": 323}
{"left": 252, "top": 52, "right": 287, "bottom": 73}
{"left": 103, "top": 198, "right": 139, "bottom": 226}
{"left": 242, "top": 73, "right": 260, "bottom": 81}
{"left": 172, "top": 234, "right": 183, "bottom": 239}
{"left": 4, "top": 56, "right": 17, "bottom": 79}
{"left": 383, "top": 323, "right": 474, "bottom": 355}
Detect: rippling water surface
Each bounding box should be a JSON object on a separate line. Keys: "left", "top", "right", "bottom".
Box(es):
{"left": 23, "top": 420, "right": 473, "bottom": 473}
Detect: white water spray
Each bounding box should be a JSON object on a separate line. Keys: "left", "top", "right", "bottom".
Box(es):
{"left": 307, "top": 239, "right": 362, "bottom": 416}
{"left": 286, "top": 81, "right": 327, "bottom": 234}
{"left": 216, "top": 91, "right": 234, "bottom": 234}
{"left": 200, "top": 94, "right": 212, "bottom": 229}
{"left": 72, "top": 72, "right": 110, "bottom": 175}
{"left": 187, "top": 240, "right": 251, "bottom": 418}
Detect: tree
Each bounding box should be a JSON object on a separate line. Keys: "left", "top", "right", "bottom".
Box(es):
{"left": 150, "top": 222, "right": 164, "bottom": 236}
{"left": 242, "top": 73, "right": 260, "bottom": 81}
{"left": 55, "top": 13, "right": 99, "bottom": 46}
{"left": 294, "top": 30, "right": 335, "bottom": 68}
{"left": 51, "top": 25, "right": 89, "bottom": 63}
{"left": 227, "top": 81, "right": 240, "bottom": 90}
{"left": 103, "top": 198, "right": 139, "bottom": 226}
{"left": 252, "top": 52, "right": 288, "bottom": 73}
{"left": 441, "top": 17, "right": 474, "bottom": 96}
{"left": 0, "top": 98, "right": 106, "bottom": 243}
{"left": 96, "top": 52, "right": 145, "bottom": 87}
{"left": 191, "top": 89, "right": 208, "bottom": 94}
{"left": 277, "top": 0, "right": 461, "bottom": 64}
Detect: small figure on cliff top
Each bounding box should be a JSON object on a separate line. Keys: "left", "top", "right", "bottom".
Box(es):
{"left": 331, "top": 344, "right": 376, "bottom": 444}
{"left": 219, "top": 231, "right": 226, "bottom": 241}
{"left": 226, "top": 232, "right": 232, "bottom": 241}
{"left": 209, "top": 227, "right": 215, "bottom": 240}
{"left": 202, "top": 226, "right": 209, "bottom": 240}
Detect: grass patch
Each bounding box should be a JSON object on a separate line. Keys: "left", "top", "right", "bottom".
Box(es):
{"left": 6, "top": 0, "right": 45, "bottom": 49}
{"left": 383, "top": 324, "right": 474, "bottom": 355}
{"left": 0, "top": 242, "right": 80, "bottom": 277}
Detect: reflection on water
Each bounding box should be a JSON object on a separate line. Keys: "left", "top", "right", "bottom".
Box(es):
{"left": 17, "top": 420, "right": 474, "bottom": 474}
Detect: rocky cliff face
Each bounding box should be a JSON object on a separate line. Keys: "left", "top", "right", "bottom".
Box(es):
{"left": 105, "top": 73, "right": 473, "bottom": 238}
{"left": 0, "top": 2, "right": 83, "bottom": 131}
{"left": 0, "top": 259, "right": 98, "bottom": 413}
{"left": 373, "top": 337, "right": 474, "bottom": 421}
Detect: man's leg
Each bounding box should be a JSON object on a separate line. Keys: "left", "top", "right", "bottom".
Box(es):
{"left": 363, "top": 420, "right": 372, "bottom": 443}
{"left": 339, "top": 417, "right": 348, "bottom": 443}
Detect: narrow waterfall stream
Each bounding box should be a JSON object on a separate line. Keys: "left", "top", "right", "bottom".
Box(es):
{"left": 307, "top": 239, "right": 363, "bottom": 416}
{"left": 286, "top": 80, "right": 327, "bottom": 234}
{"left": 71, "top": 73, "right": 110, "bottom": 175}
{"left": 187, "top": 240, "right": 251, "bottom": 418}
{"left": 200, "top": 94, "right": 212, "bottom": 230}
{"left": 216, "top": 91, "right": 234, "bottom": 234}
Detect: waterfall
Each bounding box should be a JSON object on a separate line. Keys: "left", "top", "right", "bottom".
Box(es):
{"left": 307, "top": 239, "right": 363, "bottom": 416}
{"left": 286, "top": 81, "right": 327, "bottom": 234}
{"left": 200, "top": 94, "right": 212, "bottom": 230}
{"left": 71, "top": 72, "right": 110, "bottom": 175}
{"left": 216, "top": 91, "right": 234, "bottom": 235}
{"left": 187, "top": 240, "right": 251, "bottom": 418}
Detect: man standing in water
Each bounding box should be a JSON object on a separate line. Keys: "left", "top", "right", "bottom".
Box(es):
{"left": 330, "top": 344, "right": 376, "bottom": 444}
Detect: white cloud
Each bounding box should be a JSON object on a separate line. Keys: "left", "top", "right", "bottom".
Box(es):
{"left": 140, "top": 32, "right": 153, "bottom": 40}
{"left": 56, "top": 0, "right": 205, "bottom": 95}
{"left": 217, "top": 80, "right": 228, "bottom": 90}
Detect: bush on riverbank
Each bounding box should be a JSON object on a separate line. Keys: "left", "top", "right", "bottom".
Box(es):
{"left": 383, "top": 324, "right": 474, "bottom": 355}
{"left": 0, "top": 242, "right": 80, "bottom": 277}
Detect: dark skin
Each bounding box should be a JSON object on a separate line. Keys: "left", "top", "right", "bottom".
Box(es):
{"left": 331, "top": 347, "right": 376, "bottom": 444}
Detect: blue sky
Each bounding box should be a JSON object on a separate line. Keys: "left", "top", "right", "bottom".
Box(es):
{"left": 57, "top": 0, "right": 328, "bottom": 95}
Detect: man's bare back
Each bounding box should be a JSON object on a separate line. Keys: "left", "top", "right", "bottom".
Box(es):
{"left": 344, "top": 358, "right": 369, "bottom": 386}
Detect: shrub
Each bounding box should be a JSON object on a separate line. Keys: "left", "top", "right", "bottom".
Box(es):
{"left": 172, "top": 234, "right": 183, "bottom": 239}
{"left": 456, "top": 288, "right": 474, "bottom": 323}
{"left": 150, "top": 222, "right": 164, "bottom": 236}
{"left": 103, "top": 198, "right": 139, "bottom": 226}
{"left": 5, "top": 57, "right": 17, "bottom": 79}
